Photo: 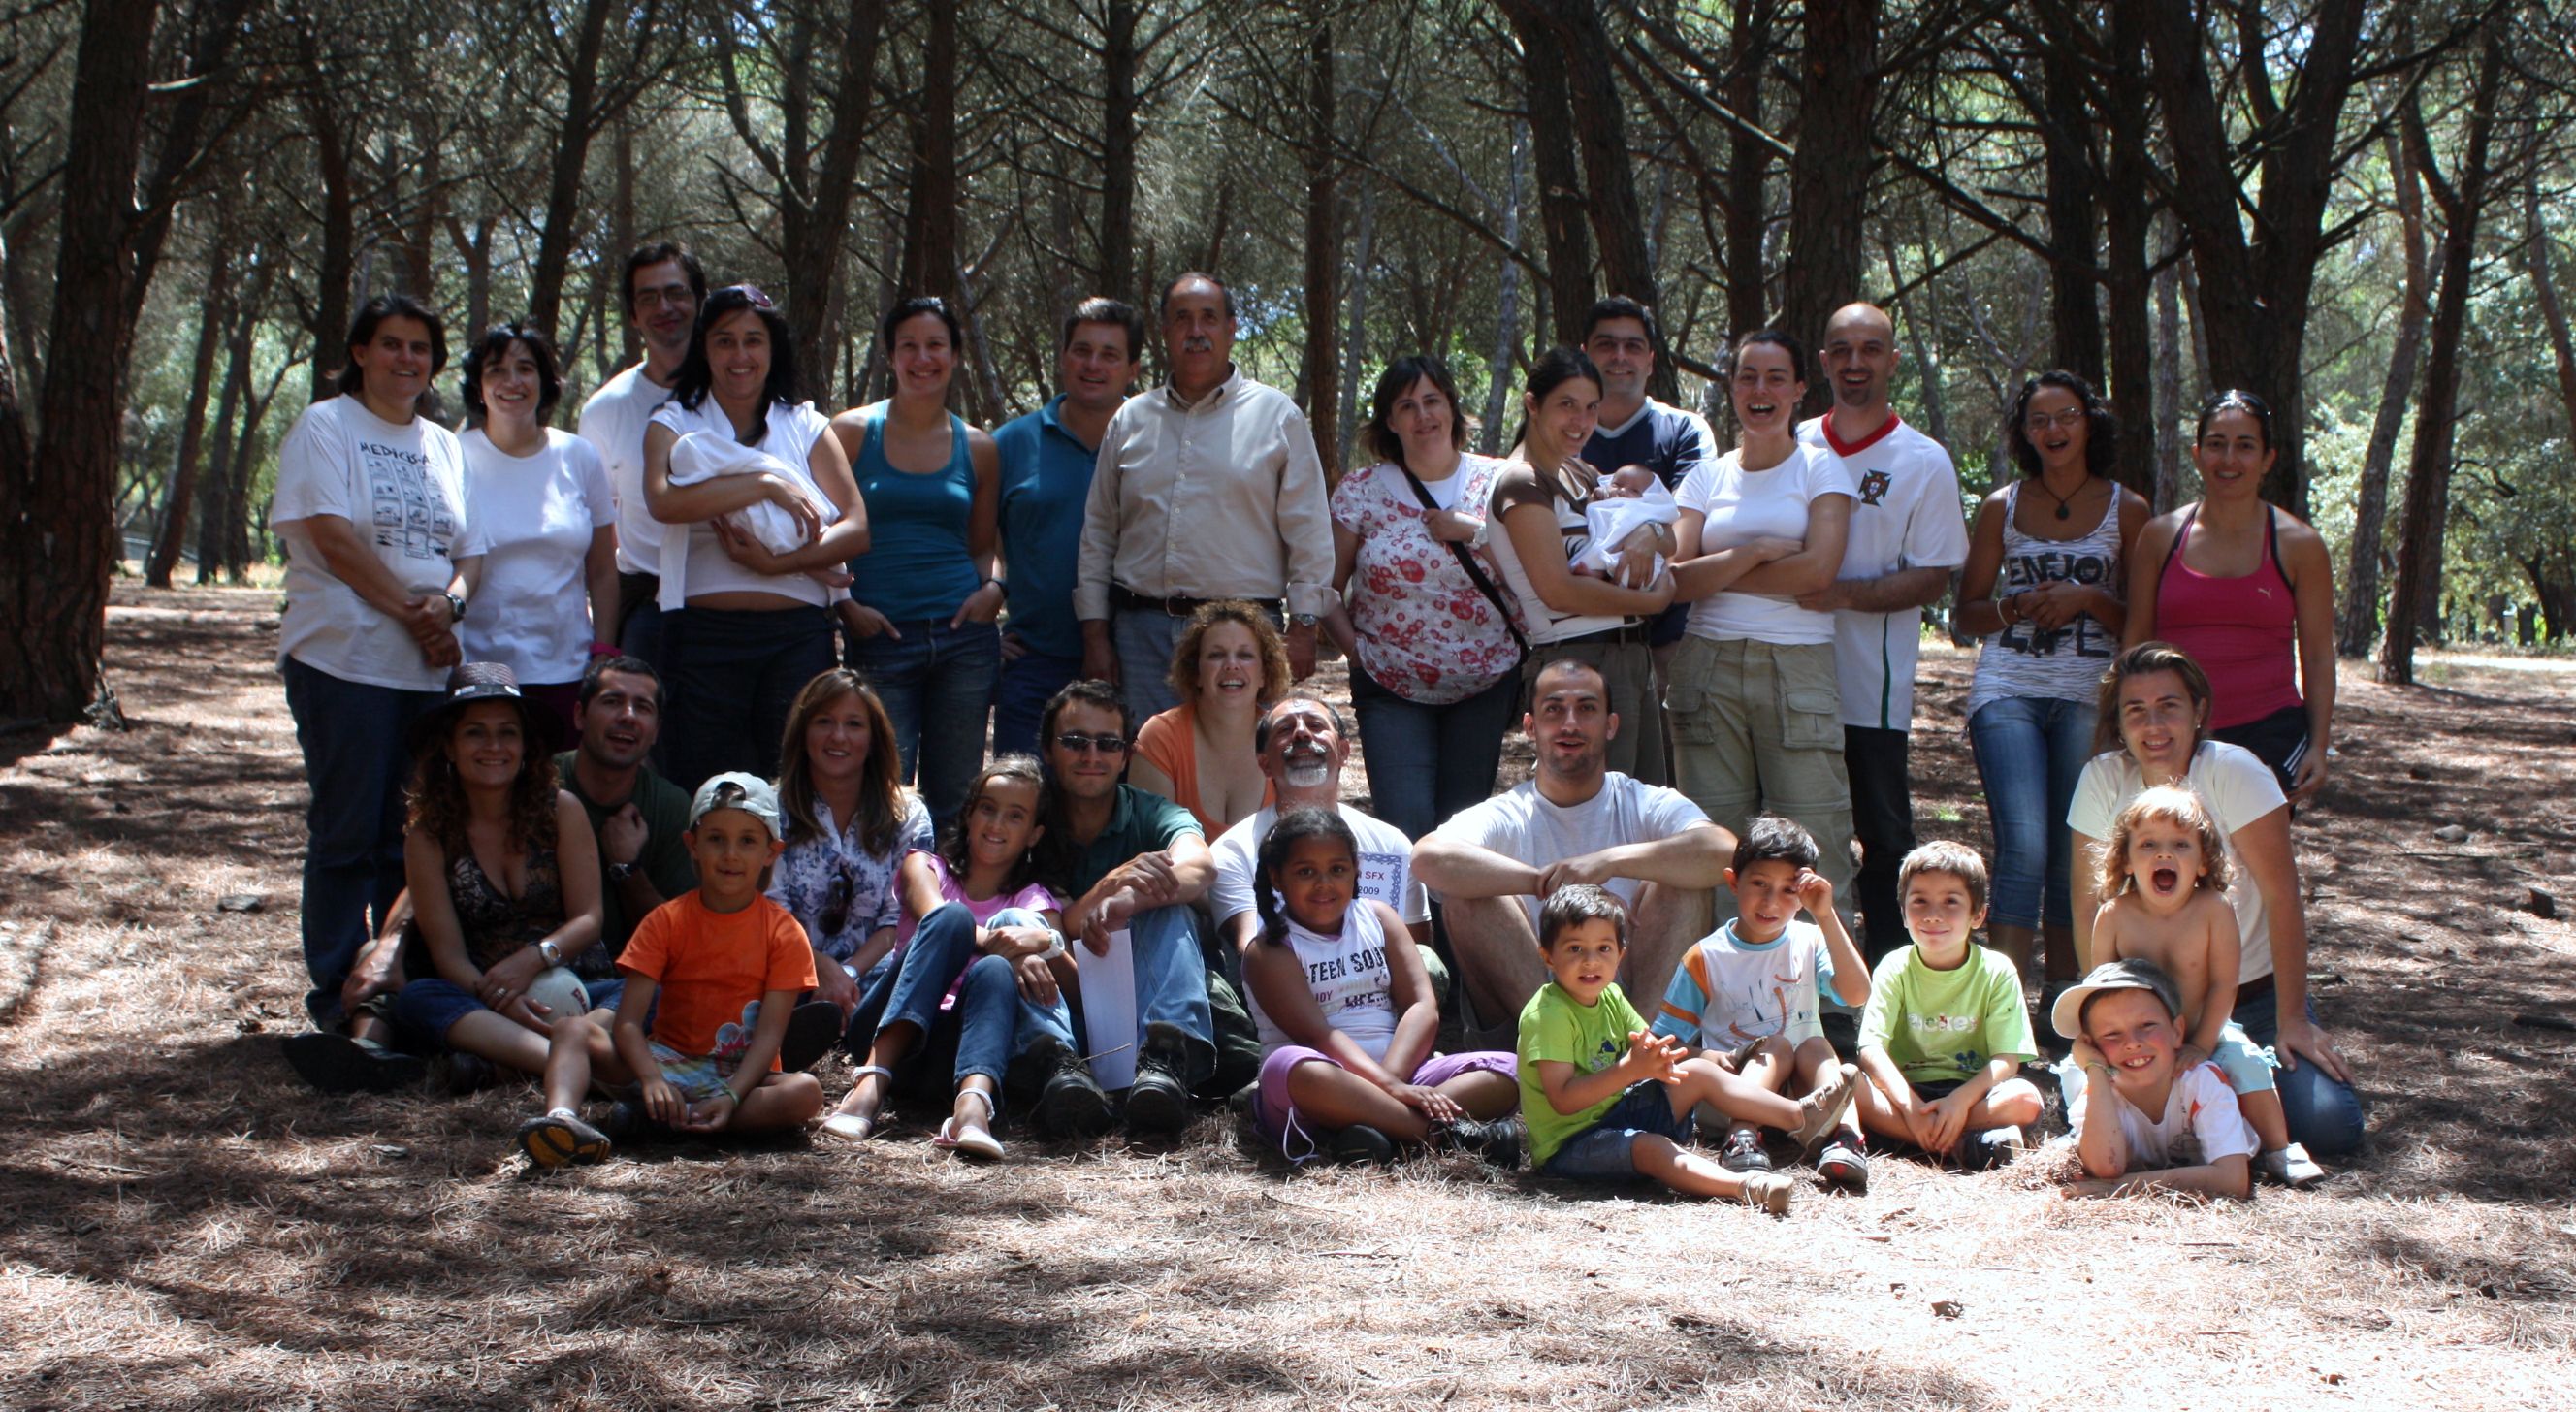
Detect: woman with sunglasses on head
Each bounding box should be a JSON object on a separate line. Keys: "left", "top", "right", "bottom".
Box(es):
{"left": 454, "top": 323, "right": 618, "bottom": 755}
{"left": 2121, "top": 390, "right": 2336, "bottom": 806}
{"left": 641, "top": 284, "right": 868, "bottom": 788}
{"left": 828, "top": 297, "right": 1004, "bottom": 830}
{"left": 767, "top": 668, "right": 935, "bottom": 1058}
{"left": 1953, "top": 371, "right": 2149, "bottom": 994}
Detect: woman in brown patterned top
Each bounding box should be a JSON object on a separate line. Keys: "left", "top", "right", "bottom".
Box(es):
{"left": 385, "top": 663, "right": 612, "bottom": 1085}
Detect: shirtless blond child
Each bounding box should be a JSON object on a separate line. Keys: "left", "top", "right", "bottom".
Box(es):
{"left": 2089, "top": 786, "right": 2322, "bottom": 1187}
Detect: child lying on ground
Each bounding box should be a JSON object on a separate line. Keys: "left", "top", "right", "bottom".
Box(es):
{"left": 1651, "top": 815, "right": 1872, "bottom": 1188}
{"left": 2088, "top": 786, "right": 2323, "bottom": 1187}
{"left": 1520, "top": 885, "right": 1856, "bottom": 1211}
{"left": 1852, "top": 843, "right": 2045, "bottom": 1170}
{"left": 2051, "top": 956, "right": 2258, "bottom": 1200}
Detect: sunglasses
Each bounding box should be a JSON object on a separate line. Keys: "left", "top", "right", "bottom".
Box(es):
{"left": 1054, "top": 732, "right": 1129, "bottom": 755}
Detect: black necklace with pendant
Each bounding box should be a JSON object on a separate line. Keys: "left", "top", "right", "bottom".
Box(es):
{"left": 2034, "top": 474, "right": 2087, "bottom": 521}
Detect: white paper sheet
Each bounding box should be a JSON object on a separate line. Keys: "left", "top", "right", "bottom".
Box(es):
{"left": 1077, "top": 926, "right": 1139, "bottom": 1090}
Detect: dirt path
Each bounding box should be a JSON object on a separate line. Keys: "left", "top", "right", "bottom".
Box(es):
{"left": 2, "top": 585, "right": 2571, "bottom": 1409}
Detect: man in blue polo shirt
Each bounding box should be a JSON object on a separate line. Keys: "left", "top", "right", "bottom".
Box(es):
{"left": 1578, "top": 296, "right": 1717, "bottom": 714}
{"left": 990, "top": 298, "right": 1145, "bottom": 757}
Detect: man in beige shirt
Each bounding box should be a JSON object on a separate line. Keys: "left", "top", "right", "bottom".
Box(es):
{"left": 1075, "top": 272, "right": 1335, "bottom": 721}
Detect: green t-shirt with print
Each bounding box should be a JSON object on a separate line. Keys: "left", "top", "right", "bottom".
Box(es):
{"left": 1857, "top": 944, "right": 2037, "bottom": 1084}
{"left": 1518, "top": 980, "right": 1646, "bottom": 1167}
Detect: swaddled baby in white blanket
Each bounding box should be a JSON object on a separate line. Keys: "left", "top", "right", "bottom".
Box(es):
{"left": 655, "top": 431, "right": 848, "bottom": 606}
{"left": 1570, "top": 464, "right": 1677, "bottom": 580}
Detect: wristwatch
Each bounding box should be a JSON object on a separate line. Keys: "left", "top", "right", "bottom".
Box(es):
{"left": 442, "top": 591, "right": 467, "bottom": 623}
{"left": 538, "top": 938, "right": 564, "bottom": 966}
{"left": 1290, "top": 612, "right": 1318, "bottom": 627}
{"left": 1039, "top": 929, "right": 1067, "bottom": 961}
{"left": 606, "top": 860, "right": 639, "bottom": 883}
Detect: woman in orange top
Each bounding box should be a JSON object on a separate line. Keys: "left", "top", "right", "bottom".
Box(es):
{"left": 1127, "top": 600, "right": 1286, "bottom": 833}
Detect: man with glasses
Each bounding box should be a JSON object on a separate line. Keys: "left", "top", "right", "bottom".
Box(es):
{"left": 577, "top": 241, "right": 706, "bottom": 671}
{"left": 1014, "top": 679, "right": 1222, "bottom": 1138}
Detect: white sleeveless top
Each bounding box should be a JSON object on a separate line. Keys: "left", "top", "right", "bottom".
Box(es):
{"left": 1246, "top": 900, "right": 1399, "bottom": 1062}
{"left": 1485, "top": 466, "right": 1627, "bottom": 645}
{"left": 646, "top": 397, "right": 838, "bottom": 608}
{"left": 1966, "top": 481, "right": 2125, "bottom": 715}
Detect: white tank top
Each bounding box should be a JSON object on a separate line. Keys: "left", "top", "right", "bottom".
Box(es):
{"left": 1246, "top": 899, "right": 1399, "bottom": 1062}
{"left": 1485, "top": 468, "right": 1627, "bottom": 645}
{"left": 1966, "top": 481, "right": 2125, "bottom": 714}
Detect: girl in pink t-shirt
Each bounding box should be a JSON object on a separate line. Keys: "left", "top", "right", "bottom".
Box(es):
{"left": 822, "top": 756, "right": 1064, "bottom": 1156}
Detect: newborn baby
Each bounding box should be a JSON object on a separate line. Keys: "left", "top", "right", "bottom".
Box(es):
{"left": 1570, "top": 464, "right": 1677, "bottom": 579}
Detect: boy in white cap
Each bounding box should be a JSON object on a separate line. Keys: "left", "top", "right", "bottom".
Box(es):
{"left": 2054, "top": 957, "right": 2258, "bottom": 1199}
{"left": 601, "top": 773, "right": 824, "bottom": 1142}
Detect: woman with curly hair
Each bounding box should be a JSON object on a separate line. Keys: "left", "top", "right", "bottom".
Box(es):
{"left": 1127, "top": 599, "right": 1288, "bottom": 833}
{"left": 385, "top": 663, "right": 614, "bottom": 1084}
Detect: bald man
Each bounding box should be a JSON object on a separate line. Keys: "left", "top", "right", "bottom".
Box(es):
{"left": 1794, "top": 303, "right": 1969, "bottom": 969}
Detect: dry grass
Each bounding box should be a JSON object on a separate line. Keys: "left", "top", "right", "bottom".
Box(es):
{"left": 1, "top": 585, "right": 2572, "bottom": 1410}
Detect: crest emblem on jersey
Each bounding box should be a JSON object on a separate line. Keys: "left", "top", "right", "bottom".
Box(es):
{"left": 1858, "top": 469, "right": 1892, "bottom": 506}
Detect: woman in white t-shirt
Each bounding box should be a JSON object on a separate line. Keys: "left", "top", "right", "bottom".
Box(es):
{"left": 270, "top": 294, "right": 484, "bottom": 1047}
{"left": 2067, "top": 642, "right": 2363, "bottom": 1158}
{"left": 1486, "top": 347, "right": 1676, "bottom": 783}
{"left": 455, "top": 324, "right": 616, "bottom": 754}
{"left": 642, "top": 284, "right": 869, "bottom": 787}
{"left": 1666, "top": 329, "right": 1859, "bottom": 913}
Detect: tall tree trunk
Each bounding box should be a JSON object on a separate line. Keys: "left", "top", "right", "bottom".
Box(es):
{"left": 1723, "top": 0, "right": 1776, "bottom": 337}
{"left": 2338, "top": 119, "right": 2430, "bottom": 657}
{"left": 526, "top": 0, "right": 616, "bottom": 343}
{"left": 1100, "top": 0, "right": 1141, "bottom": 300}
{"left": 903, "top": 2, "right": 963, "bottom": 317}
{"left": 224, "top": 351, "right": 294, "bottom": 583}
{"left": 195, "top": 305, "right": 252, "bottom": 585}
{"left": 1503, "top": 5, "right": 1592, "bottom": 346}
{"left": 1781, "top": 0, "right": 1879, "bottom": 416}
{"left": 147, "top": 243, "right": 231, "bottom": 588}
{"left": 1298, "top": 16, "right": 1341, "bottom": 481}
{"left": 2381, "top": 22, "right": 2507, "bottom": 686}
{"left": 1480, "top": 125, "right": 1526, "bottom": 454}
{"left": 2143, "top": 0, "right": 2367, "bottom": 518}
{"left": 302, "top": 54, "right": 357, "bottom": 401}
{"left": 611, "top": 115, "right": 637, "bottom": 369}
{"left": 2098, "top": 0, "right": 2156, "bottom": 497}
{"left": 1885, "top": 236, "right": 1947, "bottom": 449}
{"left": 2152, "top": 211, "right": 2182, "bottom": 513}
{"left": 0, "top": 225, "right": 30, "bottom": 522}
{"left": 2037, "top": 19, "right": 2103, "bottom": 385}
{"left": 1337, "top": 180, "right": 1374, "bottom": 471}
{"left": 4, "top": 0, "right": 158, "bottom": 724}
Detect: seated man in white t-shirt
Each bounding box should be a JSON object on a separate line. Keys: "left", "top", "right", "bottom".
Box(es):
{"left": 1210, "top": 696, "right": 1430, "bottom": 955}
{"left": 1414, "top": 658, "right": 1734, "bottom": 1038}
{"left": 2052, "top": 958, "right": 2257, "bottom": 1200}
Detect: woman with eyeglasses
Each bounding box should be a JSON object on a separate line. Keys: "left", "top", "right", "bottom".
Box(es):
{"left": 642, "top": 284, "right": 869, "bottom": 788}
{"left": 454, "top": 323, "right": 618, "bottom": 754}
{"left": 2120, "top": 390, "right": 2336, "bottom": 805}
{"left": 828, "top": 297, "right": 1004, "bottom": 830}
{"left": 1953, "top": 370, "right": 2149, "bottom": 993}
{"left": 767, "top": 668, "right": 934, "bottom": 1055}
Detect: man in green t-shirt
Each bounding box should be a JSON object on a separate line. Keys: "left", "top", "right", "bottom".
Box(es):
{"left": 1853, "top": 842, "right": 2045, "bottom": 1167}
{"left": 554, "top": 658, "right": 695, "bottom": 958}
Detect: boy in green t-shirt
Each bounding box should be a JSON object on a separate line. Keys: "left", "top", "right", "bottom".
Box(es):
{"left": 1853, "top": 843, "right": 2045, "bottom": 1168}
{"left": 1518, "top": 886, "right": 1853, "bottom": 1211}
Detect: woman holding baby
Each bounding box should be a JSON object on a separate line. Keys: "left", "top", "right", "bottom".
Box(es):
{"left": 643, "top": 283, "right": 868, "bottom": 789}
{"left": 1663, "top": 329, "right": 1861, "bottom": 915}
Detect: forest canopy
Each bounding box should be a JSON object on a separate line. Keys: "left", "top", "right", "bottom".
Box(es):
{"left": 3, "top": 0, "right": 2573, "bottom": 724}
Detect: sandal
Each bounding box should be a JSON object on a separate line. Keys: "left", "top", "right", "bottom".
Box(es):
{"left": 932, "top": 1088, "right": 1005, "bottom": 1162}
{"left": 820, "top": 1065, "right": 896, "bottom": 1143}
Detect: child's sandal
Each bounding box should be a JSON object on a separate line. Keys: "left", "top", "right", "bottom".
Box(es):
{"left": 932, "top": 1088, "right": 1005, "bottom": 1162}
{"left": 820, "top": 1064, "right": 897, "bottom": 1143}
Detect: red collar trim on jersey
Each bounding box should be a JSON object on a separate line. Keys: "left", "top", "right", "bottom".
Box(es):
{"left": 1821, "top": 412, "right": 1902, "bottom": 458}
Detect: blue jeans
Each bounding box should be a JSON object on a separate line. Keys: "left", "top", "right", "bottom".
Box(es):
{"left": 664, "top": 604, "right": 836, "bottom": 790}
{"left": 854, "top": 903, "right": 1038, "bottom": 1100}
{"left": 2231, "top": 992, "right": 2366, "bottom": 1156}
{"left": 1347, "top": 655, "right": 1520, "bottom": 841}
{"left": 1110, "top": 608, "right": 1185, "bottom": 723}
{"left": 1014, "top": 902, "right": 1214, "bottom": 1083}
{"left": 1966, "top": 695, "right": 2097, "bottom": 931}
{"left": 992, "top": 648, "right": 1083, "bottom": 760}
{"left": 283, "top": 657, "right": 444, "bottom": 1028}
{"left": 846, "top": 619, "right": 1001, "bottom": 827}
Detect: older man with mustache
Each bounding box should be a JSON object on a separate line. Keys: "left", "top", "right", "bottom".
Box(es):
{"left": 1074, "top": 272, "right": 1335, "bottom": 721}
{"left": 1208, "top": 695, "right": 1432, "bottom": 957}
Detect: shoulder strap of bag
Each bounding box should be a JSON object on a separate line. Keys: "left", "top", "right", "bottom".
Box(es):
{"left": 1397, "top": 463, "right": 1529, "bottom": 656}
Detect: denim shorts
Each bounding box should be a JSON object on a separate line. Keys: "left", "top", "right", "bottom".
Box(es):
{"left": 392, "top": 974, "right": 626, "bottom": 1047}
{"left": 1540, "top": 1080, "right": 1694, "bottom": 1180}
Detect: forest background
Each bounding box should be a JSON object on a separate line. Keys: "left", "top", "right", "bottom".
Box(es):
{"left": 2, "top": 0, "right": 2574, "bottom": 727}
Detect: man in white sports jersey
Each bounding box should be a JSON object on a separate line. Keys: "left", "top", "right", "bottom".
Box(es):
{"left": 1795, "top": 303, "right": 1970, "bottom": 970}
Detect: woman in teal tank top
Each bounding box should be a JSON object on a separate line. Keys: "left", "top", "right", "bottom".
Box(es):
{"left": 828, "top": 297, "right": 1003, "bottom": 828}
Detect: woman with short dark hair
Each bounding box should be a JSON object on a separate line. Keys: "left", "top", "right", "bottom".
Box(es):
{"left": 641, "top": 284, "right": 869, "bottom": 787}
{"left": 271, "top": 293, "right": 483, "bottom": 1051}
{"left": 1322, "top": 354, "right": 1527, "bottom": 840}
{"left": 828, "top": 296, "right": 1004, "bottom": 828}
{"left": 456, "top": 322, "right": 617, "bottom": 753}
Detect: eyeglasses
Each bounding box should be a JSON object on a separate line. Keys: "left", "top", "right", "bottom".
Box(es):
{"left": 1053, "top": 732, "right": 1129, "bottom": 755}
{"left": 2023, "top": 408, "right": 2087, "bottom": 433}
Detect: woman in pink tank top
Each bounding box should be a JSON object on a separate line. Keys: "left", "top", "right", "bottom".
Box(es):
{"left": 2125, "top": 391, "right": 2336, "bottom": 805}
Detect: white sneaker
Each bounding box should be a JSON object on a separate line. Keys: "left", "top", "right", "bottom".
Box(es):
{"left": 2258, "top": 1142, "right": 2326, "bottom": 1187}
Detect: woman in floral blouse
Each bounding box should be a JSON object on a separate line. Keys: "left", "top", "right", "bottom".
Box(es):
{"left": 766, "top": 668, "right": 934, "bottom": 1055}
{"left": 1323, "top": 356, "right": 1527, "bottom": 840}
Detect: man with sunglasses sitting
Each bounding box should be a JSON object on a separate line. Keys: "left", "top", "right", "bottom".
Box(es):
{"left": 1014, "top": 679, "right": 1221, "bottom": 1138}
